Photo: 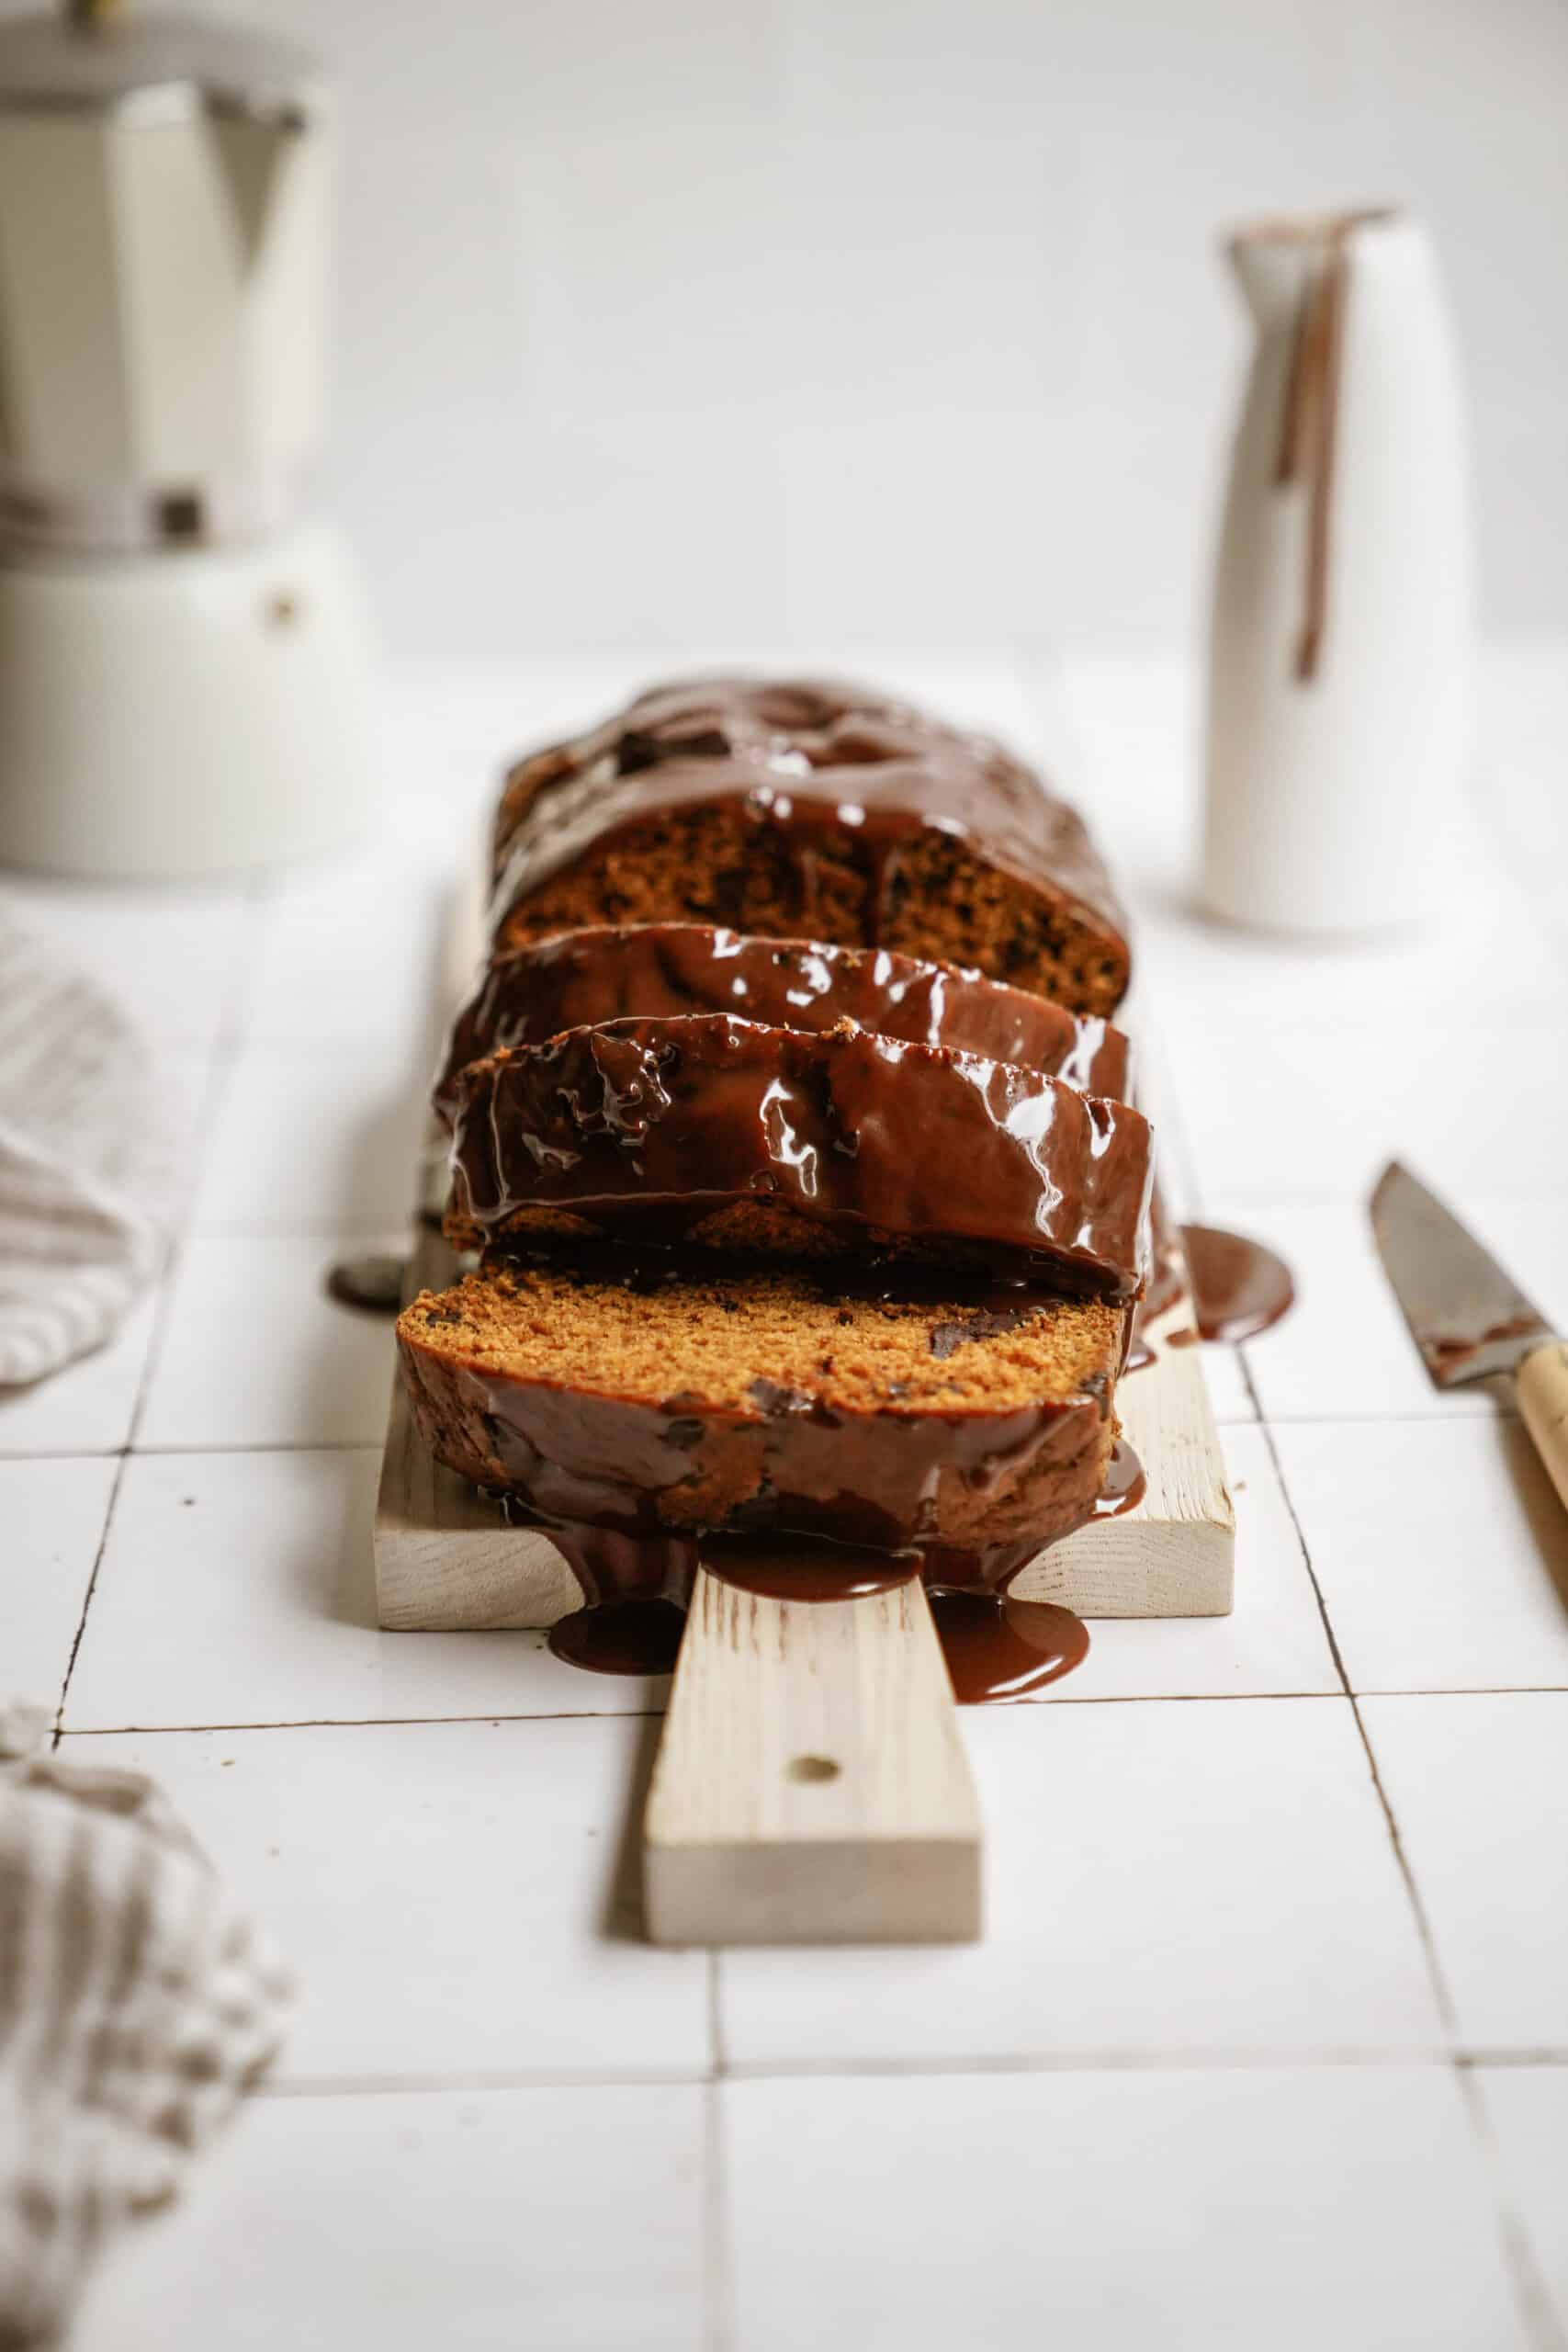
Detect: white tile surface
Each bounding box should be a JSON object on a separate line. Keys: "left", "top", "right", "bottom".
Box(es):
{"left": 249, "top": 848, "right": 452, "bottom": 1065}
{"left": 61, "top": 1719, "right": 709, "bottom": 2083}
{"left": 0, "top": 1283, "right": 159, "bottom": 1456}
{"left": 66, "top": 1447, "right": 669, "bottom": 1729}
{"left": 0, "top": 1455, "right": 117, "bottom": 1708}
{"left": 1276, "top": 1419, "right": 1568, "bottom": 1694}
{"left": 73, "top": 2081, "right": 705, "bottom": 2352}
{"left": 1138, "top": 877, "right": 1562, "bottom": 1033}
{"left": 1240, "top": 1197, "right": 1568, "bottom": 1425}
{"left": 192, "top": 1049, "right": 430, "bottom": 1232}
{"left": 139, "top": 1235, "right": 401, "bottom": 1451}
{"left": 1359, "top": 1694, "right": 1568, "bottom": 2050}
{"left": 1472, "top": 2067, "right": 1568, "bottom": 2342}
{"left": 725, "top": 2068, "right": 1529, "bottom": 2352}
{"left": 0, "top": 876, "right": 256, "bottom": 1050}
{"left": 720, "top": 1697, "right": 1443, "bottom": 2067}
{"left": 1191, "top": 1330, "right": 1256, "bottom": 1422}
{"left": 1067, "top": 1421, "right": 1337, "bottom": 1699}
{"left": 1165, "top": 1013, "right": 1568, "bottom": 1205}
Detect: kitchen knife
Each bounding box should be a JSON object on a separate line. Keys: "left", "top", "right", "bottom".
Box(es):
{"left": 1371, "top": 1160, "right": 1568, "bottom": 1511}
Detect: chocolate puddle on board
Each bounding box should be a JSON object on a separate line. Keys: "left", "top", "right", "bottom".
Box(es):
{"left": 530, "top": 1460, "right": 1148, "bottom": 1702}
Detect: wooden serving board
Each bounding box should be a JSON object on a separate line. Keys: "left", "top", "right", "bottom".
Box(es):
{"left": 373, "top": 869, "right": 1235, "bottom": 1946}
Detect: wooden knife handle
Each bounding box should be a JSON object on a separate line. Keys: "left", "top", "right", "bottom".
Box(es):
{"left": 1517, "top": 1341, "right": 1568, "bottom": 1514}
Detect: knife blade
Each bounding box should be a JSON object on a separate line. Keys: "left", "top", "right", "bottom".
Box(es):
{"left": 1370, "top": 1160, "right": 1555, "bottom": 1388}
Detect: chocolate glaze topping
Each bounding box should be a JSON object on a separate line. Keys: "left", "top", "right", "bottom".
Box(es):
{"left": 434, "top": 922, "right": 1131, "bottom": 1124}
{"left": 454, "top": 1345, "right": 1107, "bottom": 1555}
{"left": 489, "top": 677, "right": 1129, "bottom": 988}
{"left": 400, "top": 1238, "right": 1122, "bottom": 1557}
{"left": 447, "top": 1014, "right": 1152, "bottom": 1296}
{"left": 505, "top": 1491, "right": 1111, "bottom": 1700}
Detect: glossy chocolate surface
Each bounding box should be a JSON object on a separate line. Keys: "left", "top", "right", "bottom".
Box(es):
{"left": 1183, "top": 1224, "right": 1296, "bottom": 1343}
{"left": 451, "top": 1346, "right": 1109, "bottom": 1555}
{"left": 509, "top": 1503, "right": 1101, "bottom": 1699}
{"left": 448, "top": 1014, "right": 1152, "bottom": 1295}
{"left": 928, "top": 1591, "right": 1090, "bottom": 1702}
{"left": 489, "top": 676, "right": 1129, "bottom": 982}
{"left": 434, "top": 922, "right": 1131, "bottom": 1123}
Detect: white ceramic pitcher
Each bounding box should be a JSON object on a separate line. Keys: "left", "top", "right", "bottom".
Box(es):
{"left": 1201, "top": 209, "right": 1473, "bottom": 934}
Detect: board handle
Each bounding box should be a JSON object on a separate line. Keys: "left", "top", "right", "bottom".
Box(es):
{"left": 1517, "top": 1340, "right": 1568, "bottom": 1517}
{"left": 642, "top": 1565, "right": 982, "bottom": 1947}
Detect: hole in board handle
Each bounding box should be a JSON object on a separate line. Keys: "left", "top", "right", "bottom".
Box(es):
{"left": 787, "top": 1755, "right": 840, "bottom": 1784}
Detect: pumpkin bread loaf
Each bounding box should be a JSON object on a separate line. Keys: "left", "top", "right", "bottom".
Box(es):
{"left": 399, "top": 673, "right": 1143, "bottom": 1566}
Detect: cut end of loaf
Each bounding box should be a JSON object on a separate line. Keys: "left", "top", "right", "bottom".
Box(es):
{"left": 495, "top": 803, "right": 1128, "bottom": 1016}
{"left": 396, "top": 1254, "right": 1125, "bottom": 1551}
{"left": 400, "top": 1257, "right": 1123, "bottom": 1419}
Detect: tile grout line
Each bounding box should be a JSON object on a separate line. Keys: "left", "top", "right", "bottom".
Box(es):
{"left": 248, "top": 2042, "right": 1568, "bottom": 2103}
{"left": 51, "top": 1690, "right": 1402, "bottom": 1742}
{"left": 1184, "top": 1148, "right": 1468, "bottom": 2030}
{"left": 1234, "top": 1263, "right": 1566, "bottom": 2345}
{"left": 1232, "top": 1351, "right": 1467, "bottom": 2037}
{"left": 1453, "top": 2066, "right": 1568, "bottom": 2352}
{"left": 702, "top": 2069, "right": 737, "bottom": 2352}
{"left": 52, "top": 883, "right": 267, "bottom": 1747}
{"left": 53, "top": 1685, "right": 1568, "bottom": 1743}
{"left": 1160, "top": 958, "right": 1567, "bottom": 2346}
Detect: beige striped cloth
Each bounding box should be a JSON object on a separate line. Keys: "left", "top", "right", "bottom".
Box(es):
{"left": 0, "top": 1704, "right": 293, "bottom": 2349}
{"left": 0, "top": 914, "right": 169, "bottom": 1389}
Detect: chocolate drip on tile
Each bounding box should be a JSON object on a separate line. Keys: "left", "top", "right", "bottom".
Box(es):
{"left": 1182, "top": 1225, "right": 1295, "bottom": 1343}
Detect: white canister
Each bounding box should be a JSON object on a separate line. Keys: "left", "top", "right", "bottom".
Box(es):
{"left": 1201, "top": 208, "right": 1473, "bottom": 935}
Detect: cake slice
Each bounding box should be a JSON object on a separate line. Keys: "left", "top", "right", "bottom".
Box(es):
{"left": 397, "top": 1251, "right": 1123, "bottom": 1554}
{"left": 488, "top": 677, "right": 1131, "bottom": 1015}
{"left": 445, "top": 1013, "right": 1152, "bottom": 1297}
{"left": 434, "top": 922, "right": 1132, "bottom": 1124}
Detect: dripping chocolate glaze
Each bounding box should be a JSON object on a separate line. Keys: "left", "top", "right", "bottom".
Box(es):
{"left": 434, "top": 922, "right": 1131, "bottom": 1125}
{"left": 487, "top": 677, "right": 1130, "bottom": 989}
{"left": 447, "top": 1013, "right": 1153, "bottom": 1300}
{"left": 511, "top": 1500, "right": 1123, "bottom": 1701}
{"left": 1124, "top": 1193, "right": 1296, "bottom": 1371}
{"left": 458, "top": 1340, "right": 1110, "bottom": 1557}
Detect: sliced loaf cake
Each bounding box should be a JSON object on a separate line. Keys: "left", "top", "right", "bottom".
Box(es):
{"left": 398, "top": 1251, "right": 1123, "bottom": 1553}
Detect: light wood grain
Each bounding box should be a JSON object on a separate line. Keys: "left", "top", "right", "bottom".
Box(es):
{"left": 643, "top": 1566, "right": 981, "bottom": 1945}
{"left": 1517, "top": 1340, "right": 1568, "bottom": 1519}
{"left": 1024, "top": 1294, "right": 1235, "bottom": 1617}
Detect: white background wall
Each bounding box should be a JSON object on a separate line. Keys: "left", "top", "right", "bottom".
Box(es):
{"left": 30, "top": 0, "right": 1568, "bottom": 665}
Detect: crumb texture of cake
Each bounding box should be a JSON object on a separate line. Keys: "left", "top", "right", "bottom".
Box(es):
{"left": 397, "top": 1257, "right": 1122, "bottom": 1552}
{"left": 488, "top": 677, "right": 1131, "bottom": 1015}
{"left": 434, "top": 922, "right": 1131, "bottom": 1122}
{"left": 446, "top": 1014, "right": 1152, "bottom": 1296}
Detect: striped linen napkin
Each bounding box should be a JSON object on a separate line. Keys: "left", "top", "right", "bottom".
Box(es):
{"left": 0, "top": 1704, "right": 293, "bottom": 2348}
{"left": 0, "top": 914, "right": 170, "bottom": 1387}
